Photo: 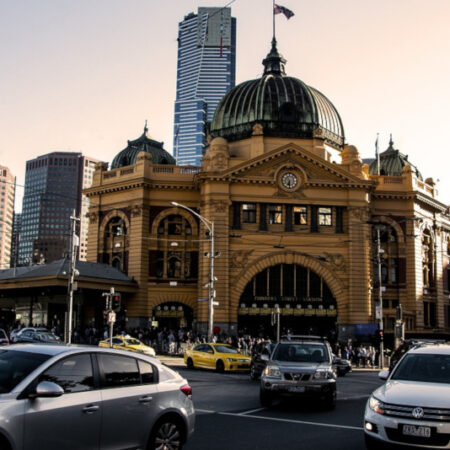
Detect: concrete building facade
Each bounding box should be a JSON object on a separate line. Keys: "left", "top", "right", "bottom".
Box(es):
{"left": 0, "top": 166, "right": 16, "bottom": 269}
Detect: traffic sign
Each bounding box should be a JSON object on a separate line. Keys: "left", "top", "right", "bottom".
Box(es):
{"left": 107, "top": 311, "right": 116, "bottom": 324}
{"left": 375, "top": 306, "right": 382, "bottom": 320}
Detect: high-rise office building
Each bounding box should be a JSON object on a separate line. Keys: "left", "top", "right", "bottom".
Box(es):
{"left": 10, "top": 212, "right": 21, "bottom": 268}
{"left": 0, "top": 166, "right": 16, "bottom": 269}
{"left": 18, "top": 152, "right": 98, "bottom": 265}
{"left": 173, "top": 7, "right": 236, "bottom": 166}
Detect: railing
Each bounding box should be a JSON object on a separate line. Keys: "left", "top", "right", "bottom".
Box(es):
{"left": 383, "top": 176, "right": 402, "bottom": 184}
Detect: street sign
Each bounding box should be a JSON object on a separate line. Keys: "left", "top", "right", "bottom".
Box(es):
{"left": 375, "top": 306, "right": 382, "bottom": 320}
{"left": 108, "top": 311, "right": 116, "bottom": 324}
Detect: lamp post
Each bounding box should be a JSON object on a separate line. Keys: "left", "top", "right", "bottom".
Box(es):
{"left": 375, "top": 226, "right": 385, "bottom": 369}
{"left": 171, "top": 202, "right": 217, "bottom": 342}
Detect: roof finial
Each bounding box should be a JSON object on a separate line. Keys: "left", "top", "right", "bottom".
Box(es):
{"left": 389, "top": 133, "right": 393, "bottom": 147}
{"left": 262, "top": 36, "right": 286, "bottom": 75}
{"left": 144, "top": 119, "right": 148, "bottom": 133}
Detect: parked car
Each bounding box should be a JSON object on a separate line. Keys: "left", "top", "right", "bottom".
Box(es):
{"left": 0, "top": 329, "right": 9, "bottom": 345}
{"left": 0, "top": 344, "right": 194, "bottom": 450}
{"left": 184, "top": 343, "right": 251, "bottom": 372}
{"left": 250, "top": 341, "right": 276, "bottom": 380}
{"left": 10, "top": 327, "right": 48, "bottom": 343}
{"left": 99, "top": 335, "right": 156, "bottom": 357}
{"left": 364, "top": 342, "right": 450, "bottom": 449}
{"left": 259, "top": 337, "right": 337, "bottom": 409}
{"left": 14, "top": 330, "right": 61, "bottom": 344}
{"left": 333, "top": 354, "right": 352, "bottom": 376}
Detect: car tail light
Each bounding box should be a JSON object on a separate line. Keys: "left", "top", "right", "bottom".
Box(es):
{"left": 0, "top": 339, "right": 8, "bottom": 344}
{"left": 180, "top": 384, "right": 192, "bottom": 398}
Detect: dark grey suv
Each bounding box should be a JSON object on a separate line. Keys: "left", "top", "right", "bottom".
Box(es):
{"left": 260, "top": 338, "right": 337, "bottom": 409}
{"left": 0, "top": 344, "right": 195, "bottom": 450}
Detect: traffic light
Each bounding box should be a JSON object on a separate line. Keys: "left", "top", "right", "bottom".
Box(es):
{"left": 379, "top": 329, "right": 384, "bottom": 341}
{"left": 111, "top": 293, "right": 121, "bottom": 311}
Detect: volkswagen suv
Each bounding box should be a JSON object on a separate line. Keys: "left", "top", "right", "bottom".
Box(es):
{"left": 364, "top": 342, "right": 450, "bottom": 449}
{"left": 259, "top": 337, "right": 337, "bottom": 409}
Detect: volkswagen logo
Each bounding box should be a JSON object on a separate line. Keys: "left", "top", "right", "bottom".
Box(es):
{"left": 412, "top": 407, "right": 424, "bottom": 419}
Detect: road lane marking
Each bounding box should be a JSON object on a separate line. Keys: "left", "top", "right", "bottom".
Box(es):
{"left": 238, "top": 408, "right": 266, "bottom": 415}
{"left": 217, "top": 412, "right": 363, "bottom": 431}
{"left": 196, "top": 409, "right": 216, "bottom": 414}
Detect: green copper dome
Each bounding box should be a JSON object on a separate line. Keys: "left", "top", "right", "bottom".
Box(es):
{"left": 111, "top": 124, "right": 175, "bottom": 169}
{"left": 210, "top": 39, "right": 345, "bottom": 148}
{"left": 369, "top": 136, "right": 422, "bottom": 180}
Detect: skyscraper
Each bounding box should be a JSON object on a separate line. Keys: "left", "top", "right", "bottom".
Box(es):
{"left": 0, "top": 166, "right": 16, "bottom": 269}
{"left": 173, "top": 7, "right": 236, "bottom": 166}
{"left": 18, "top": 152, "right": 98, "bottom": 265}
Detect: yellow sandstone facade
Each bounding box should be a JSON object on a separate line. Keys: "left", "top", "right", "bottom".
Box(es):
{"left": 84, "top": 42, "right": 450, "bottom": 342}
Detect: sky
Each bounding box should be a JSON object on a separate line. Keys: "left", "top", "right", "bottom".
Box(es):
{"left": 1, "top": 0, "right": 449, "bottom": 210}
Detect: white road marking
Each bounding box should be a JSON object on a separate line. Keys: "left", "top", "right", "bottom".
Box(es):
{"left": 238, "top": 407, "right": 266, "bottom": 415}
{"left": 217, "top": 412, "right": 363, "bottom": 431}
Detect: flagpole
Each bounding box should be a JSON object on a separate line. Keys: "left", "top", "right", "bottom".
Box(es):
{"left": 273, "top": 0, "right": 276, "bottom": 41}
{"left": 376, "top": 133, "right": 380, "bottom": 176}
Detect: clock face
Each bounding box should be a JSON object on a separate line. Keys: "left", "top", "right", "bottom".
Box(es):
{"left": 281, "top": 172, "right": 298, "bottom": 189}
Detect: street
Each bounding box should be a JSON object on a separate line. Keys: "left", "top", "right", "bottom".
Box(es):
{"left": 174, "top": 366, "right": 384, "bottom": 450}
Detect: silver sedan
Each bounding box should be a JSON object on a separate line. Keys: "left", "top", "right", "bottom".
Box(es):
{"left": 0, "top": 344, "right": 195, "bottom": 450}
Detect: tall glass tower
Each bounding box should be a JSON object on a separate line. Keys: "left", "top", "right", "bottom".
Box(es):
{"left": 173, "top": 7, "right": 236, "bottom": 166}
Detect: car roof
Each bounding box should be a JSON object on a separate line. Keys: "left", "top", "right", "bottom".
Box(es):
{"left": 5, "top": 344, "right": 163, "bottom": 363}
{"left": 408, "top": 343, "right": 450, "bottom": 355}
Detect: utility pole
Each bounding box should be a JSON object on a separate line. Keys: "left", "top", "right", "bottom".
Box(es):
{"left": 65, "top": 209, "right": 80, "bottom": 344}
{"left": 375, "top": 227, "right": 385, "bottom": 369}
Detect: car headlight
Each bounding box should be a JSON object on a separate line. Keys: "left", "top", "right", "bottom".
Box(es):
{"left": 264, "top": 365, "right": 281, "bottom": 378}
{"left": 226, "top": 358, "right": 237, "bottom": 362}
{"left": 368, "top": 396, "right": 385, "bottom": 415}
{"left": 314, "top": 369, "right": 335, "bottom": 379}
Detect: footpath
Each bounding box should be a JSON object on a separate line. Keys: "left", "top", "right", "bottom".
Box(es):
{"left": 157, "top": 355, "right": 383, "bottom": 372}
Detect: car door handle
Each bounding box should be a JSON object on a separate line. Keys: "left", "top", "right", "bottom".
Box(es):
{"left": 82, "top": 405, "right": 99, "bottom": 414}
{"left": 139, "top": 395, "right": 153, "bottom": 404}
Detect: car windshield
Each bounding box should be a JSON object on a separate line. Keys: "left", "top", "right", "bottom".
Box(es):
{"left": 214, "top": 345, "right": 239, "bottom": 354}
{"left": 37, "top": 333, "right": 58, "bottom": 341}
{"left": 124, "top": 338, "right": 142, "bottom": 346}
{"left": 272, "top": 343, "right": 329, "bottom": 363}
{"left": 0, "top": 350, "right": 51, "bottom": 393}
{"left": 391, "top": 353, "right": 450, "bottom": 384}
{"left": 0, "top": 330, "right": 6, "bottom": 339}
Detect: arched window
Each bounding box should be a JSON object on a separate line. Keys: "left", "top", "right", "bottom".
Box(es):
{"left": 372, "top": 224, "right": 399, "bottom": 285}
{"left": 422, "top": 230, "right": 435, "bottom": 288}
{"left": 100, "top": 215, "right": 129, "bottom": 274}
{"left": 150, "top": 214, "right": 197, "bottom": 281}
{"left": 105, "top": 217, "right": 127, "bottom": 238}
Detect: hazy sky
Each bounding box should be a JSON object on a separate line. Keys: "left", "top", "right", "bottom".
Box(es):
{"left": 1, "top": 0, "right": 449, "bottom": 209}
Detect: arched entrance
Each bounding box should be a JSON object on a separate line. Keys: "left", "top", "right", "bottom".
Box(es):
{"left": 238, "top": 264, "right": 337, "bottom": 340}
{"left": 153, "top": 302, "right": 194, "bottom": 330}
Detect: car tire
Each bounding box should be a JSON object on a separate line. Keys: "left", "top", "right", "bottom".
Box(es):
{"left": 186, "top": 358, "right": 194, "bottom": 369}
{"left": 250, "top": 365, "right": 258, "bottom": 380}
{"left": 148, "top": 418, "right": 184, "bottom": 450}
{"left": 216, "top": 360, "right": 225, "bottom": 373}
{"left": 260, "top": 389, "right": 273, "bottom": 407}
{"left": 323, "top": 390, "right": 336, "bottom": 410}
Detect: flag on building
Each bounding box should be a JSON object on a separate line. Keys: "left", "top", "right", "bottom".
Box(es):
{"left": 274, "top": 4, "right": 294, "bottom": 19}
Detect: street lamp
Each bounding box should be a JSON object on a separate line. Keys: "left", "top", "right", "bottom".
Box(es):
{"left": 171, "top": 202, "right": 218, "bottom": 342}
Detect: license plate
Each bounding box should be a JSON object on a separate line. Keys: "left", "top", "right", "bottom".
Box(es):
{"left": 288, "top": 386, "right": 305, "bottom": 393}
{"left": 403, "top": 425, "right": 431, "bottom": 438}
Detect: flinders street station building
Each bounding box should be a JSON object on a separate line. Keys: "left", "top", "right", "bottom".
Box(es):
{"left": 81, "top": 40, "right": 450, "bottom": 342}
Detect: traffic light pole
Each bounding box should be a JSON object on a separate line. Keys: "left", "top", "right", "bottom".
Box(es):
{"left": 376, "top": 227, "right": 385, "bottom": 369}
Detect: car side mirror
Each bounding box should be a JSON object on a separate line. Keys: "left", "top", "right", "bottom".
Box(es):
{"left": 32, "top": 381, "right": 64, "bottom": 398}
{"left": 378, "top": 370, "right": 389, "bottom": 381}
{"left": 261, "top": 354, "right": 269, "bottom": 362}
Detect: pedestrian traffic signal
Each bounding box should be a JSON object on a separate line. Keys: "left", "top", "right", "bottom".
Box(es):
{"left": 379, "top": 329, "right": 384, "bottom": 340}
{"left": 111, "top": 293, "right": 121, "bottom": 311}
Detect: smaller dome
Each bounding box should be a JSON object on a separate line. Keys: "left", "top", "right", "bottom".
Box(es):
{"left": 369, "top": 136, "right": 422, "bottom": 180}
{"left": 111, "top": 124, "right": 175, "bottom": 169}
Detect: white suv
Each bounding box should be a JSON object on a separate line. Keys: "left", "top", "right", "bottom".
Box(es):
{"left": 364, "top": 343, "right": 450, "bottom": 449}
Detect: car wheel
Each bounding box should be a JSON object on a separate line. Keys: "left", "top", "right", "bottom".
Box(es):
{"left": 250, "top": 365, "right": 258, "bottom": 380}
{"left": 186, "top": 358, "right": 194, "bottom": 369}
{"left": 148, "top": 418, "right": 184, "bottom": 450}
{"left": 216, "top": 360, "right": 225, "bottom": 373}
{"left": 323, "top": 390, "right": 336, "bottom": 410}
{"left": 260, "top": 389, "right": 272, "bottom": 407}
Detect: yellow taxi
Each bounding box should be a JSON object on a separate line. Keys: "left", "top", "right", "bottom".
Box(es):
{"left": 98, "top": 335, "right": 156, "bottom": 357}
{"left": 184, "top": 343, "right": 251, "bottom": 372}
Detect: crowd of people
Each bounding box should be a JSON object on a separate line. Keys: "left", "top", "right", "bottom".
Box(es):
{"left": 5, "top": 322, "right": 389, "bottom": 367}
